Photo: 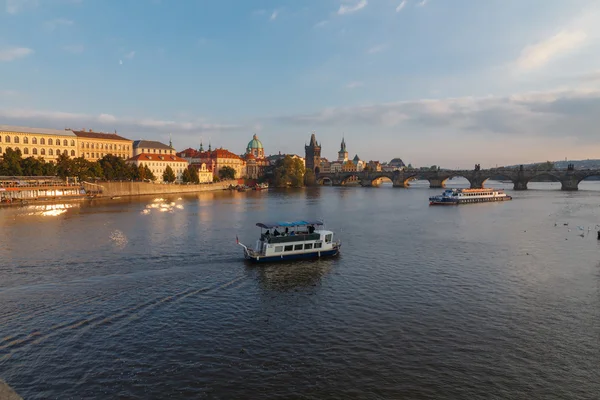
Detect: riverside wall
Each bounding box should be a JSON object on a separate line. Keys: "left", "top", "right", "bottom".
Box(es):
{"left": 83, "top": 180, "right": 238, "bottom": 198}
{"left": 0, "top": 379, "right": 23, "bottom": 400}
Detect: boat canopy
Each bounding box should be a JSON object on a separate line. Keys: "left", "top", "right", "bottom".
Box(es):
{"left": 256, "top": 219, "right": 324, "bottom": 229}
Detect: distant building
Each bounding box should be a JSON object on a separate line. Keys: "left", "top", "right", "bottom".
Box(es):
{"left": 304, "top": 133, "right": 321, "bottom": 174}
{"left": 192, "top": 162, "right": 214, "bottom": 183}
{"left": 133, "top": 139, "right": 175, "bottom": 156}
{"left": 352, "top": 154, "right": 364, "bottom": 172}
{"left": 342, "top": 160, "right": 357, "bottom": 172}
{"left": 266, "top": 153, "right": 305, "bottom": 167}
{"left": 73, "top": 129, "right": 133, "bottom": 161}
{"left": 127, "top": 152, "right": 188, "bottom": 182}
{"left": 330, "top": 161, "right": 343, "bottom": 173}
{"left": 319, "top": 157, "right": 331, "bottom": 173}
{"left": 243, "top": 134, "right": 269, "bottom": 179}
{"left": 0, "top": 125, "right": 79, "bottom": 161}
{"left": 337, "top": 137, "right": 348, "bottom": 162}
{"left": 177, "top": 146, "right": 245, "bottom": 179}
{"left": 389, "top": 158, "right": 406, "bottom": 169}
{"left": 367, "top": 160, "right": 382, "bottom": 172}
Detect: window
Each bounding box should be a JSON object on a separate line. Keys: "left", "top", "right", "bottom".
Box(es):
{"left": 23, "top": 137, "right": 28, "bottom": 144}
{"left": 63, "top": 139, "right": 68, "bottom": 146}
{"left": 5, "top": 136, "right": 10, "bottom": 143}
{"left": 49, "top": 149, "right": 53, "bottom": 156}
{"left": 23, "top": 148, "right": 29, "bottom": 155}
{"left": 64, "top": 150, "right": 68, "bottom": 155}
{"left": 284, "top": 245, "right": 293, "bottom": 252}
{"left": 304, "top": 243, "right": 313, "bottom": 250}
{"left": 57, "top": 149, "right": 61, "bottom": 156}
{"left": 315, "top": 242, "right": 322, "bottom": 249}
{"left": 274, "top": 246, "right": 283, "bottom": 253}
{"left": 294, "top": 244, "right": 303, "bottom": 251}
{"left": 71, "top": 140, "right": 75, "bottom": 146}
{"left": 0, "top": 147, "right": 2, "bottom": 153}
{"left": 86, "top": 143, "right": 89, "bottom": 149}
{"left": 48, "top": 139, "right": 53, "bottom": 145}
{"left": 41, "top": 149, "right": 46, "bottom": 155}
{"left": 32, "top": 137, "right": 37, "bottom": 144}
{"left": 86, "top": 153, "right": 89, "bottom": 158}
{"left": 81, "top": 142, "right": 85, "bottom": 148}
{"left": 33, "top": 148, "right": 38, "bottom": 155}
{"left": 71, "top": 150, "right": 75, "bottom": 156}
{"left": 40, "top": 138, "right": 45, "bottom": 145}
{"left": 14, "top": 136, "right": 19, "bottom": 143}
{"left": 325, "top": 234, "right": 332, "bottom": 243}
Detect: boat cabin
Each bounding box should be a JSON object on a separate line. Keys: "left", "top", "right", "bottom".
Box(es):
{"left": 252, "top": 220, "right": 336, "bottom": 257}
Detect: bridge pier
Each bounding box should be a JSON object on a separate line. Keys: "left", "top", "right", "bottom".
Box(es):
{"left": 561, "top": 177, "right": 579, "bottom": 191}
{"left": 513, "top": 180, "right": 528, "bottom": 190}
{"left": 392, "top": 179, "right": 409, "bottom": 188}
{"left": 428, "top": 178, "right": 445, "bottom": 189}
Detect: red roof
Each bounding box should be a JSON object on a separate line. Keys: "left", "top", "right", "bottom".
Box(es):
{"left": 72, "top": 130, "right": 131, "bottom": 141}
{"left": 176, "top": 148, "right": 242, "bottom": 161}
{"left": 127, "top": 153, "right": 187, "bottom": 163}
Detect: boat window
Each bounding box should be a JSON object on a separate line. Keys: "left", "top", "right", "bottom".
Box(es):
{"left": 325, "top": 234, "right": 332, "bottom": 243}
{"left": 284, "top": 245, "right": 293, "bottom": 252}
{"left": 294, "top": 244, "right": 303, "bottom": 251}
{"left": 304, "top": 243, "right": 313, "bottom": 250}
{"left": 315, "top": 242, "right": 322, "bottom": 249}
{"left": 275, "top": 246, "right": 283, "bottom": 253}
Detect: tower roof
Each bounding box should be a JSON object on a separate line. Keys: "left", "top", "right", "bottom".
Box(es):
{"left": 340, "top": 137, "right": 346, "bottom": 152}
{"left": 309, "top": 133, "right": 318, "bottom": 147}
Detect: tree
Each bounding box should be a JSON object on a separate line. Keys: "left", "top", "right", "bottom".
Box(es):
{"left": 144, "top": 165, "right": 156, "bottom": 181}
{"left": 181, "top": 168, "right": 192, "bottom": 183}
{"left": 429, "top": 165, "right": 438, "bottom": 171}
{"left": 0, "top": 148, "right": 23, "bottom": 176}
{"left": 219, "top": 166, "right": 236, "bottom": 180}
{"left": 98, "top": 154, "right": 132, "bottom": 180}
{"left": 188, "top": 166, "right": 200, "bottom": 184}
{"left": 21, "top": 157, "right": 45, "bottom": 176}
{"left": 273, "top": 155, "right": 305, "bottom": 187}
{"left": 163, "top": 165, "right": 176, "bottom": 182}
{"left": 535, "top": 161, "right": 555, "bottom": 171}
{"left": 56, "top": 153, "right": 73, "bottom": 179}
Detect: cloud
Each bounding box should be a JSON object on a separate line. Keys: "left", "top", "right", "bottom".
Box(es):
{"left": 119, "top": 59, "right": 123, "bottom": 65}
{"left": 345, "top": 81, "right": 364, "bottom": 89}
{"left": 416, "top": 0, "right": 427, "bottom": 6}
{"left": 396, "top": 0, "right": 407, "bottom": 12}
{"left": 6, "top": 0, "right": 38, "bottom": 14}
{"left": 124, "top": 51, "right": 135, "bottom": 60}
{"left": 0, "top": 47, "right": 33, "bottom": 62}
{"left": 270, "top": 10, "right": 278, "bottom": 20}
{"left": 367, "top": 44, "right": 387, "bottom": 54}
{"left": 337, "top": 0, "right": 367, "bottom": 15}
{"left": 515, "top": 29, "right": 587, "bottom": 71}
{"left": 0, "top": 109, "right": 243, "bottom": 137}
{"left": 273, "top": 87, "right": 600, "bottom": 142}
{"left": 314, "top": 20, "right": 328, "bottom": 28}
{"left": 63, "top": 45, "right": 84, "bottom": 54}
{"left": 45, "top": 18, "right": 74, "bottom": 31}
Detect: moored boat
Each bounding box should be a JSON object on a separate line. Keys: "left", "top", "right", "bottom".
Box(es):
{"left": 237, "top": 219, "right": 341, "bottom": 263}
{"left": 429, "top": 188, "right": 512, "bottom": 205}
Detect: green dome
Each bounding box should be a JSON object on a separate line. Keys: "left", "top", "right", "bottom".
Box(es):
{"left": 247, "top": 134, "right": 263, "bottom": 151}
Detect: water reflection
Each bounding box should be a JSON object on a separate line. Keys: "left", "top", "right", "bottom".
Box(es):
{"left": 19, "top": 203, "right": 79, "bottom": 217}
{"left": 253, "top": 259, "right": 334, "bottom": 292}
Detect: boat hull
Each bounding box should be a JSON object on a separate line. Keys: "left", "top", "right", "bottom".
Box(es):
{"left": 244, "top": 247, "right": 340, "bottom": 263}
{"left": 430, "top": 196, "right": 512, "bottom": 206}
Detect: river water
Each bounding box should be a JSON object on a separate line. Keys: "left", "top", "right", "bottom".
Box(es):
{"left": 0, "top": 180, "right": 599, "bottom": 399}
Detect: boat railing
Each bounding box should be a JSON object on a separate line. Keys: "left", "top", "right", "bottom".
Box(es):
{"left": 262, "top": 233, "right": 320, "bottom": 244}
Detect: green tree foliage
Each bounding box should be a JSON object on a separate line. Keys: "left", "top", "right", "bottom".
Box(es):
{"left": 98, "top": 154, "right": 133, "bottom": 180}
{"left": 219, "top": 165, "right": 236, "bottom": 180}
{"left": 188, "top": 166, "right": 200, "bottom": 184}
{"left": 535, "top": 161, "right": 555, "bottom": 171}
{"left": 56, "top": 153, "right": 73, "bottom": 179}
{"left": 429, "top": 165, "right": 438, "bottom": 171}
{"left": 163, "top": 165, "right": 176, "bottom": 182}
{"left": 144, "top": 165, "right": 156, "bottom": 181}
{"left": 181, "top": 168, "right": 192, "bottom": 183}
{"left": 0, "top": 148, "right": 23, "bottom": 175}
{"left": 273, "top": 155, "right": 305, "bottom": 187}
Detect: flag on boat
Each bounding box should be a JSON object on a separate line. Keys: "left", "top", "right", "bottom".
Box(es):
{"left": 236, "top": 235, "right": 239, "bottom": 244}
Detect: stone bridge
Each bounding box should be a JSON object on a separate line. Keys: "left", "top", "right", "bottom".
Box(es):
{"left": 316, "top": 168, "right": 600, "bottom": 191}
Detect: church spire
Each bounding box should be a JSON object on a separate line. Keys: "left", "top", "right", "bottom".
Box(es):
{"left": 199, "top": 139, "right": 204, "bottom": 152}
{"left": 169, "top": 133, "right": 173, "bottom": 148}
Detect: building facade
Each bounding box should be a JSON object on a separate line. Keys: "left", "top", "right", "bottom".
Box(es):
{"left": 194, "top": 163, "right": 214, "bottom": 183}
{"left": 244, "top": 134, "right": 269, "bottom": 179}
{"left": 73, "top": 130, "right": 133, "bottom": 161}
{"left": 177, "top": 147, "right": 246, "bottom": 179}
{"left": 338, "top": 137, "right": 348, "bottom": 162}
{"left": 126, "top": 153, "right": 188, "bottom": 182}
{"left": 0, "top": 125, "right": 78, "bottom": 161}
{"left": 352, "top": 154, "right": 365, "bottom": 172}
{"left": 304, "top": 133, "right": 321, "bottom": 174}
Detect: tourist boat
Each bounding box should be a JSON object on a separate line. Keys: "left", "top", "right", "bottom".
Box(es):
{"left": 254, "top": 182, "right": 269, "bottom": 191}
{"left": 429, "top": 188, "right": 512, "bottom": 205}
{"left": 237, "top": 219, "right": 341, "bottom": 263}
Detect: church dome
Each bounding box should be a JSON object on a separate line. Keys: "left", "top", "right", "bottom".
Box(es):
{"left": 247, "top": 134, "right": 263, "bottom": 151}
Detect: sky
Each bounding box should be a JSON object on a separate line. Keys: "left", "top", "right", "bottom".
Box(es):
{"left": 1, "top": 0, "right": 600, "bottom": 168}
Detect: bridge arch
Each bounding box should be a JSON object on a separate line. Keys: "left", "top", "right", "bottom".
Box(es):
{"left": 316, "top": 176, "right": 332, "bottom": 186}
{"left": 365, "top": 173, "right": 395, "bottom": 187}
{"left": 339, "top": 174, "right": 361, "bottom": 185}
{"left": 439, "top": 174, "right": 474, "bottom": 188}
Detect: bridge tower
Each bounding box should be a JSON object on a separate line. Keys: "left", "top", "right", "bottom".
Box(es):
{"left": 305, "top": 132, "right": 321, "bottom": 174}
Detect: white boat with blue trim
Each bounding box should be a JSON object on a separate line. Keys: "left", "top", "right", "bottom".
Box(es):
{"left": 237, "top": 219, "right": 341, "bottom": 263}
{"left": 429, "top": 188, "right": 512, "bottom": 205}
